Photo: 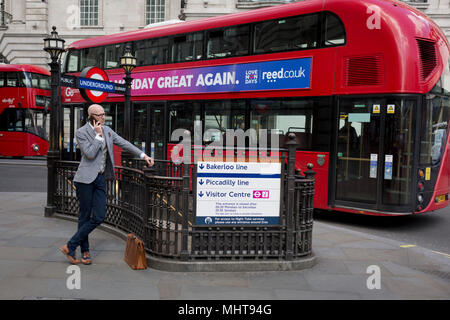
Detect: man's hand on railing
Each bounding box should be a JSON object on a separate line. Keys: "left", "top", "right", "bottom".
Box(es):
{"left": 143, "top": 155, "right": 154, "bottom": 167}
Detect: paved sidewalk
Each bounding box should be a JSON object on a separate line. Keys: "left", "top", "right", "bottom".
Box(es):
{"left": 0, "top": 192, "right": 448, "bottom": 300}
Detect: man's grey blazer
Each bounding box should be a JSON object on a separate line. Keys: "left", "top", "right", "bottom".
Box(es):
{"left": 73, "top": 123, "right": 143, "bottom": 184}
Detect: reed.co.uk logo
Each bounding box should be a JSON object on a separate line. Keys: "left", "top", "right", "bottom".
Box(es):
{"left": 262, "top": 67, "right": 307, "bottom": 83}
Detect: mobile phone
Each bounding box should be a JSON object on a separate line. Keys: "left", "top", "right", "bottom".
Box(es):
{"left": 89, "top": 115, "right": 97, "bottom": 126}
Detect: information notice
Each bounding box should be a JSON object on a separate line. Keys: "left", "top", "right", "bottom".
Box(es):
{"left": 195, "top": 161, "right": 281, "bottom": 225}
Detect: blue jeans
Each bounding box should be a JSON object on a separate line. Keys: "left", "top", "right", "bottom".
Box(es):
{"left": 67, "top": 173, "right": 106, "bottom": 257}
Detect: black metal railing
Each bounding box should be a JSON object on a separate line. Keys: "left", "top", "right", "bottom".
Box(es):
{"left": 53, "top": 135, "right": 315, "bottom": 264}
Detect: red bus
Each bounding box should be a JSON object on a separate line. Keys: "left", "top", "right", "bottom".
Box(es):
{"left": 0, "top": 64, "right": 50, "bottom": 157}
{"left": 61, "top": 0, "right": 450, "bottom": 216}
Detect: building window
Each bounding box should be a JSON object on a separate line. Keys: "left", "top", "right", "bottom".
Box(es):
{"left": 146, "top": 0, "right": 165, "bottom": 25}
{"left": 0, "top": 53, "right": 8, "bottom": 64}
{"left": 80, "top": 0, "right": 99, "bottom": 26}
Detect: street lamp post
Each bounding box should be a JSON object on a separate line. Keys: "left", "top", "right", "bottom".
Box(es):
{"left": 119, "top": 45, "right": 137, "bottom": 165}
{"left": 44, "top": 26, "right": 65, "bottom": 217}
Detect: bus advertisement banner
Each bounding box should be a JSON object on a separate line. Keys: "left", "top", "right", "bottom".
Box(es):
{"left": 195, "top": 161, "right": 281, "bottom": 226}
{"left": 109, "top": 57, "right": 311, "bottom": 96}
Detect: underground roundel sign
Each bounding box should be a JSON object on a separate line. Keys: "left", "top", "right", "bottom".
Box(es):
{"left": 79, "top": 67, "right": 111, "bottom": 103}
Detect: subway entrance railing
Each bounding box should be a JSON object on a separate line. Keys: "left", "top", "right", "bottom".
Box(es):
{"left": 52, "top": 134, "right": 316, "bottom": 271}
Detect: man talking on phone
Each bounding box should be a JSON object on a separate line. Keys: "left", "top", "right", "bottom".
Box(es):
{"left": 60, "top": 104, "right": 154, "bottom": 265}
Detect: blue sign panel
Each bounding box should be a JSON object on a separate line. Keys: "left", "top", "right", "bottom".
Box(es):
{"left": 78, "top": 77, "right": 116, "bottom": 93}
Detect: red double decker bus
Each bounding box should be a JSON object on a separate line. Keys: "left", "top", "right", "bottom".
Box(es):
{"left": 61, "top": 0, "right": 450, "bottom": 216}
{"left": 0, "top": 64, "right": 50, "bottom": 157}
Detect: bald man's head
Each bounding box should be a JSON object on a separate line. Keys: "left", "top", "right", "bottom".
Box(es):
{"left": 88, "top": 104, "right": 104, "bottom": 116}
{"left": 88, "top": 104, "right": 106, "bottom": 126}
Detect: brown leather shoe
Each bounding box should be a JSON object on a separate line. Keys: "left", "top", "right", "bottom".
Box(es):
{"left": 81, "top": 252, "right": 92, "bottom": 265}
{"left": 60, "top": 244, "right": 80, "bottom": 264}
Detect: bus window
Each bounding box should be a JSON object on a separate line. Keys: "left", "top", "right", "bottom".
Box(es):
{"left": 6, "top": 72, "right": 17, "bottom": 87}
{"left": 254, "top": 13, "right": 319, "bottom": 54}
{"left": 169, "top": 101, "right": 201, "bottom": 142}
{"left": 0, "top": 109, "right": 23, "bottom": 132}
{"left": 420, "top": 94, "right": 450, "bottom": 165}
{"left": 0, "top": 72, "right": 20, "bottom": 87}
{"left": 34, "top": 110, "right": 49, "bottom": 140}
{"left": 100, "top": 103, "right": 123, "bottom": 136}
{"left": 250, "top": 99, "right": 315, "bottom": 149}
{"left": 23, "top": 72, "right": 32, "bottom": 88}
{"left": 207, "top": 25, "right": 250, "bottom": 59}
{"left": 81, "top": 46, "right": 105, "bottom": 69}
{"left": 440, "top": 59, "right": 450, "bottom": 94}
{"left": 172, "top": 32, "right": 204, "bottom": 63}
{"left": 5, "top": 72, "right": 26, "bottom": 87}
{"left": 21, "top": 109, "right": 48, "bottom": 139}
{"left": 136, "top": 38, "right": 169, "bottom": 66}
{"left": 39, "top": 74, "right": 50, "bottom": 90}
{"left": 204, "top": 100, "right": 246, "bottom": 144}
{"left": 324, "top": 12, "right": 346, "bottom": 46}
{"left": 133, "top": 104, "right": 147, "bottom": 149}
{"left": 66, "top": 50, "right": 80, "bottom": 72}
{"left": 104, "top": 44, "right": 123, "bottom": 69}
{"left": 29, "top": 73, "right": 50, "bottom": 90}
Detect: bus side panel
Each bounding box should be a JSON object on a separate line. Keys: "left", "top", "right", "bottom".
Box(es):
{"left": 419, "top": 136, "right": 450, "bottom": 213}
{"left": 26, "top": 134, "right": 49, "bottom": 156}
{"left": 113, "top": 145, "right": 122, "bottom": 167}
{"left": 167, "top": 143, "right": 204, "bottom": 165}
{"left": 0, "top": 132, "right": 25, "bottom": 156}
{"left": 295, "top": 151, "right": 329, "bottom": 210}
{"left": 167, "top": 143, "right": 179, "bottom": 164}
{"left": 0, "top": 133, "right": 48, "bottom": 157}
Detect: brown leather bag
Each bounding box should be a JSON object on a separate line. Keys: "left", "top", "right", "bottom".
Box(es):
{"left": 124, "top": 233, "right": 147, "bottom": 270}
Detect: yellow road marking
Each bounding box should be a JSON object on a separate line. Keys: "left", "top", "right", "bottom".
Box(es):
{"left": 400, "top": 245, "right": 417, "bottom": 248}
{"left": 431, "top": 251, "right": 450, "bottom": 258}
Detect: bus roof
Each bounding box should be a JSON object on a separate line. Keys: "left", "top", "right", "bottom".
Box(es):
{"left": 67, "top": 0, "right": 325, "bottom": 49}
{"left": 0, "top": 64, "right": 50, "bottom": 75}
{"left": 67, "top": 0, "right": 446, "bottom": 50}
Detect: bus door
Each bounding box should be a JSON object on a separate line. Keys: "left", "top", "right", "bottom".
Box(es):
{"left": 132, "top": 102, "right": 166, "bottom": 160}
{"left": 335, "top": 98, "right": 416, "bottom": 212}
{"left": 149, "top": 102, "right": 166, "bottom": 160}
{"left": 62, "top": 104, "right": 85, "bottom": 161}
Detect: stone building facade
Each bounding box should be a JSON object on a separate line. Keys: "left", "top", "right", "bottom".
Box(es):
{"left": 0, "top": 0, "right": 449, "bottom": 68}
{"left": 0, "top": 0, "right": 182, "bottom": 67}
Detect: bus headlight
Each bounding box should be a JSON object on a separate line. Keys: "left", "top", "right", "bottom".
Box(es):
{"left": 417, "top": 193, "right": 424, "bottom": 204}
{"left": 32, "top": 144, "right": 40, "bottom": 152}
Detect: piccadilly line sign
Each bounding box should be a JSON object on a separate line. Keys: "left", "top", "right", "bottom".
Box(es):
{"left": 109, "top": 57, "right": 312, "bottom": 96}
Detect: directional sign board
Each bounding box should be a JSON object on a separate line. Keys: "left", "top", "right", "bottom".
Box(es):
{"left": 196, "top": 161, "right": 281, "bottom": 225}
{"left": 79, "top": 67, "right": 112, "bottom": 103}
{"left": 60, "top": 74, "right": 78, "bottom": 88}
{"left": 60, "top": 68, "right": 127, "bottom": 104}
